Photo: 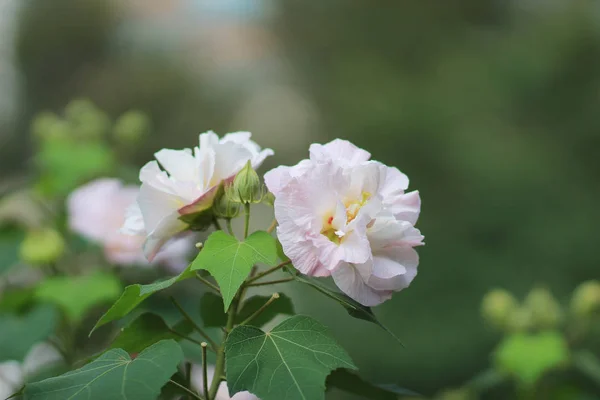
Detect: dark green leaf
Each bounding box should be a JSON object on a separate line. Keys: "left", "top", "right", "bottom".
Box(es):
{"left": 327, "top": 369, "right": 422, "bottom": 399}
{"left": 36, "top": 271, "right": 121, "bottom": 323}
{"left": 90, "top": 265, "right": 194, "bottom": 335}
{"left": 226, "top": 315, "right": 356, "bottom": 400}
{"left": 0, "top": 287, "right": 36, "bottom": 312}
{"left": 22, "top": 339, "right": 183, "bottom": 400}
{"left": 0, "top": 305, "right": 58, "bottom": 362}
{"left": 191, "top": 231, "right": 278, "bottom": 311}
{"left": 201, "top": 292, "right": 295, "bottom": 328}
{"left": 289, "top": 271, "right": 403, "bottom": 346}
{"left": 0, "top": 228, "right": 24, "bottom": 276}
{"left": 109, "top": 312, "right": 193, "bottom": 354}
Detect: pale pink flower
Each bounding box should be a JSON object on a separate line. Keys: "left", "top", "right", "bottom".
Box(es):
{"left": 191, "top": 365, "right": 259, "bottom": 400}
{"left": 122, "top": 131, "right": 273, "bottom": 260}
{"left": 67, "top": 178, "right": 192, "bottom": 269}
{"left": 265, "top": 139, "right": 423, "bottom": 306}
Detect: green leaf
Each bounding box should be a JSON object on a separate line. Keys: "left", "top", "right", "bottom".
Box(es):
{"left": 0, "top": 287, "right": 36, "bottom": 312}
{"left": 0, "top": 305, "right": 58, "bottom": 362}
{"left": 494, "top": 330, "right": 569, "bottom": 386}
{"left": 327, "top": 369, "right": 421, "bottom": 399}
{"left": 90, "top": 266, "right": 194, "bottom": 335}
{"left": 191, "top": 231, "right": 278, "bottom": 311}
{"left": 23, "top": 339, "right": 183, "bottom": 400}
{"left": 109, "top": 312, "right": 193, "bottom": 354}
{"left": 201, "top": 292, "right": 294, "bottom": 328}
{"left": 0, "top": 228, "right": 24, "bottom": 276}
{"left": 36, "top": 271, "right": 122, "bottom": 323}
{"left": 289, "top": 271, "right": 403, "bottom": 346}
{"left": 226, "top": 315, "right": 356, "bottom": 400}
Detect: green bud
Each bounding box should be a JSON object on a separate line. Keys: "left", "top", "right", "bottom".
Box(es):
{"left": 19, "top": 228, "right": 65, "bottom": 265}
{"left": 30, "top": 112, "right": 60, "bottom": 139}
{"left": 66, "top": 99, "right": 110, "bottom": 140}
{"left": 213, "top": 185, "right": 240, "bottom": 219}
{"left": 113, "top": 110, "right": 151, "bottom": 145}
{"left": 571, "top": 280, "right": 600, "bottom": 317}
{"left": 65, "top": 98, "right": 96, "bottom": 121}
{"left": 506, "top": 307, "right": 534, "bottom": 333}
{"left": 481, "top": 289, "right": 519, "bottom": 330}
{"left": 228, "top": 161, "right": 263, "bottom": 204}
{"left": 524, "top": 287, "right": 562, "bottom": 330}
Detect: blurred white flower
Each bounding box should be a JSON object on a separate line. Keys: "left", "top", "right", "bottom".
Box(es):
{"left": 123, "top": 131, "right": 273, "bottom": 260}
{"left": 67, "top": 178, "right": 192, "bottom": 270}
{"left": 191, "top": 364, "right": 259, "bottom": 400}
{"left": 265, "top": 139, "right": 423, "bottom": 306}
{"left": 0, "top": 343, "right": 62, "bottom": 400}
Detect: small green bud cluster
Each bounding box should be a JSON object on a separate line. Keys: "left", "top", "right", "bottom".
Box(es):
{"left": 481, "top": 286, "right": 562, "bottom": 333}
{"left": 226, "top": 161, "right": 266, "bottom": 205}
{"left": 570, "top": 280, "right": 600, "bottom": 317}
{"left": 212, "top": 185, "right": 240, "bottom": 219}
{"left": 19, "top": 228, "right": 65, "bottom": 265}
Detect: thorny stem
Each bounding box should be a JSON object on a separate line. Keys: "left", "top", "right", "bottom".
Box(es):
{"left": 240, "top": 293, "right": 280, "bottom": 326}
{"left": 201, "top": 343, "right": 210, "bottom": 400}
{"left": 246, "top": 277, "right": 294, "bottom": 287}
{"left": 169, "top": 379, "right": 204, "bottom": 400}
{"left": 170, "top": 297, "right": 218, "bottom": 351}
{"left": 245, "top": 260, "right": 291, "bottom": 284}
{"left": 195, "top": 272, "right": 221, "bottom": 294}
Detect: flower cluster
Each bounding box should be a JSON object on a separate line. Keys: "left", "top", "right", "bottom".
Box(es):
{"left": 265, "top": 139, "right": 423, "bottom": 306}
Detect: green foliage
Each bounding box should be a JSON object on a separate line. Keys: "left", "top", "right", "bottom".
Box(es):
{"left": 327, "top": 369, "right": 421, "bottom": 399}
{"left": 112, "top": 110, "right": 151, "bottom": 145}
{"left": 22, "top": 340, "right": 183, "bottom": 400}
{"left": 0, "top": 228, "right": 24, "bottom": 276}
{"left": 19, "top": 228, "right": 66, "bottom": 265}
{"left": 225, "top": 315, "right": 356, "bottom": 400}
{"left": 290, "top": 271, "right": 403, "bottom": 345}
{"left": 495, "top": 331, "right": 569, "bottom": 387}
{"left": 191, "top": 231, "right": 278, "bottom": 311}
{"left": 0, "top": 305, "right": 58, "bottom": 362}
{"left": 109, "top": 312, "right": 193, "bottom": 354}
{"left": 200, "top": 292, "right": 294, "bottom": 328}
{"left": 35, "top": 137, "right": 114, "bottom": 197}
{"left": 35, "top": 271, "right": 121, "bottom": 323}
{"left": 90, "top": 266, "right": 194, "bottom": 335}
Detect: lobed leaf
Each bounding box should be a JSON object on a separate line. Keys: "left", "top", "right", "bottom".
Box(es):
{"left": 191, "top": 231, "right": 278, "bottom": 311}
{"left": 90, "top": 266, "right": 194, "bottom": 335}
{"left": 109, "top": 312, "right": 193, "bottom": 354}
{"left": 226, "top": 315, "right": 356, "bottom": 400}
{"left": 22, "top": 339, "right": 183, "bottom": 400}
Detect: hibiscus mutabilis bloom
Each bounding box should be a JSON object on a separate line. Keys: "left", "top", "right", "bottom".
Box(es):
{"left": 123, "top": 131, "right": 273, "bottom": 260}
{"left": 265, "top": 139, "right": 423, "bottom": 306}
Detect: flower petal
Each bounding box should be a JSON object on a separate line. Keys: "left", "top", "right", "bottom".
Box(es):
{"left": 331, "top": 263, "right": 392, "bottom": 306}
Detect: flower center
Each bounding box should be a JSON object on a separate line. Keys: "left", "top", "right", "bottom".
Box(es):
{"left": 321, "top": 192, "right": 371, "bottom": 244}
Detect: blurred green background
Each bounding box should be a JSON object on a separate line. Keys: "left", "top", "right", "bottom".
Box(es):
{"left": 1, "top": 0, "right": 600, "bottom": 396}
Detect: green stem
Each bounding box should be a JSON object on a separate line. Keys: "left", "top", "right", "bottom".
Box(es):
{"left": 168, "top": 328, "right": 214, "bottom": 352}
{"left": 225, "top": 219, "right": 235, "bottom": 237}
{"left": 245, "top": 260, "right": 291, "bottom": 284}
{"left": 266, "top": 218, "right": 277, "bottom": 234}
{"left": 201, "top": 343, "right": 210, "bottom": 400}
{"left": 185, "top": 362, "right": 192, "bottom": 400}
{"left": 240, "top": 293, "right": 279, "bottom": 325}
{"left": 209, "top": 295, "right": 239, "bottom": 399}
{"left": 170, "top": 297, "right": 218, "bottom": 350}
{"left": 212, "top": 217, "right": 222, "bottom": 231}
{"left": 243, "top": 203, "right": 250, "bottom": 239}
{"left": 169, "top": 379, "right": 204, "bottom": 400}
{"left": 195, "top": 273, "right": 221, "bottom": 294}
{"left": 246, "top": 277, "right": 294, "bottom": 287}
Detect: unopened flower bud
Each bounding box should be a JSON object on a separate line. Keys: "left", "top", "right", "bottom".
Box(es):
{"left": 524, "top": 287, "right": 562, "bottom": 329}
{"left": 506, "top": 307, "right": 533, "bottom": 333}
{"left": 113, "top": 110, "right": 151, "bottom": 145}
{"left": 66, "top": 99, "right": 110, "bottom": 140}
{"left": 481, "top": 289, "right": 519, "bottom": 330}
{"left": 571, "top": 281, "right": 600, "bottom": 317}
{"left": 213, "top": 185, "right": 240, "bottom": 219}
{"left": 228, "top": 161, "right": 262, "bottom": 204}
{"left": 263, "top": 191, "right": 275, "bottom": 207}
{"left": 20, "top": 228, "right": 65, "bottom": 265}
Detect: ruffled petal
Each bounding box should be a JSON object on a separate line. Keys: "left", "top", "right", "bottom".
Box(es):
{"left": 331, "top": 263, "right": 392, "bottom": 306}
